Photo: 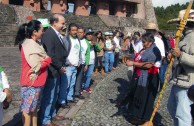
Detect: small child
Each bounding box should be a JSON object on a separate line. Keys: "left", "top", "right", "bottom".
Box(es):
{"left": 0, "top": 65, "right": 12, "bottom": 126}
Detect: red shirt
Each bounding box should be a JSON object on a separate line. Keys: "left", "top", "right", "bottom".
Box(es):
{"left": 134, "top": 52, "right": 159, "bottom": 76}
{"left": 20, "top": 48, "right": 48, "bottom": 87}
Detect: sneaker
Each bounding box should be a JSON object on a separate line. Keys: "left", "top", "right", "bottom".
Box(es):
{"left": 86, "top": 88, "right": 92, "bottom": 93}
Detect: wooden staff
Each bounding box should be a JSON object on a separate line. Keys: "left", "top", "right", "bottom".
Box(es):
{"left": 148, "top": 1, "right": 194, "bottom": 126}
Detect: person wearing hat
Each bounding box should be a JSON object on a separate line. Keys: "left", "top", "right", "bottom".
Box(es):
{"left": 81, "top": 29, "right": 101, "bottom": 94}
{"left": 167, "top": 9, "right": 194, "bottom": 126}
{"left": 144, "top": 22, "right": 165, "bottom": 69}
{"left": 104, "top": 31, "right": 116, "bottom": 73}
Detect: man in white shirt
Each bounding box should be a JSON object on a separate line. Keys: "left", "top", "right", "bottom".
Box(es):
{"left": 74, "top": 27, "right": 89, "bottom": 99}
{"left": 58, "top": 23, "right": 81, "bottom": 108}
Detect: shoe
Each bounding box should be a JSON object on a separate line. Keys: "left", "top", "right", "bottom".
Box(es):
{"left": 86, "top": 88, "right": 92, "bottom": 93}
{"left": 67, "top": 99, "right": 78, "bottom": 103}
{"left": 101, "top": 68, "right": 104, "bottom": 75}
{"left": 94, "top": 68, "right": 98, "bottom": 74}
{"left": 52, "top": 115, "right": 65, "bottom": 121}
{"left": 59, "top": 103, "right": 70, "bottom": 109}
{"left": 75, "top": 95, "right": 85, "bottom": 99}
{"left": 112, "top": 67, "right": 116, "bottom": 70}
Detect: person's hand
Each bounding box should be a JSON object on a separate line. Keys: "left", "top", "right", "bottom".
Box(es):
{"left": 4, "top": 88, "right": 12, "bottom": 103}
{"left": 60, "top": 67, "right": 66, "bottom": 74}
{"left": 84, "top": 65, "right": 88, "bottom": 72}
{"left": 172, "top": 48, "right": 181, "bottom": 58}
{"left": 126, "top": 60, "right": 134, "bottom": 66}
{"left": 167, "top": 53, "right": 172, "bottom": 62}
{"left": 77, "top": 64, "right": 80, "bottom": 68}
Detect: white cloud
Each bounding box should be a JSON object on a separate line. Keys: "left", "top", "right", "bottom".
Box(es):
{"left": 152, "top": 0, "right": 190, "bottom": 7}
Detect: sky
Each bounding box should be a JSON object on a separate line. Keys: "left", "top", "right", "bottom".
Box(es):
{"left": 152, "top": 0, "right": 190, "bottom": 7}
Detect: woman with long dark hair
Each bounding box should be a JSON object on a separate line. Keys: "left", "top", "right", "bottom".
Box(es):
{"left": 94, "top": 31, "right": 105, "bottom": 74}
{"left": 15, "top": 20, "right": 51, "bottom": 126}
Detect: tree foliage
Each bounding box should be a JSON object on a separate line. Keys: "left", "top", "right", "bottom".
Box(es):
{"left": 154, "top": 2, "right": 194, "bottom": 31}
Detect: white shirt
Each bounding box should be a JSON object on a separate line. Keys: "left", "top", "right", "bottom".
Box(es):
{"left": 105, "top": 40, "right": 113, "bottom": 53}
{"left": 133, "top": 39, "right": 143, "bottom": 53}
{"left": 80, "top": 39, "right": 88, "bottom": 64}
{"left": 0, "top": 71, "right": 10, "bottom": 126}
{"left": 67, "top": 37, "right": 80, "bottom": 66}
{"left": 113, "top": 37, "right": 121, "bottom": 49}
{"left": 154, "top": 36, "right": 165, "bottom": 67}
{"left": 89, "top": 47, "right": 95, "bottom": 65}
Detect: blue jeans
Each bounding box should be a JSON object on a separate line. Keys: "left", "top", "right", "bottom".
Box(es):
{"left": 82, "top": 64, "right": 94, "bottom": 89}
{"left": 159, "top": 64, "right": 168, "bottom": 85}
{"left": 104, "top": 52, "right": 114, "bottom": 72}
{"left": 167, "top": 85, "right": 193, "bottom": 126}
{"left": 58, "top": 73, "right": 68, "bottom": 104}
{"left": 66, "top": 66, "right": 77, "bottom": 101}
{"left": 41, "top": 77, "right": 60, "bottom": 125}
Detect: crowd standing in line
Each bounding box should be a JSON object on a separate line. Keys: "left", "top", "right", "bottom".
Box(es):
{"left": 0, "top": 10, "right": 192, "bottom": 126}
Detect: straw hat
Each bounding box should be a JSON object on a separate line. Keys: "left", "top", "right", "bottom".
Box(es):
{"left": 168, "top": 9, "right": 194, "bottom": 24}
{"left": 144, "top": 22, "right": 158, "bottom": 31}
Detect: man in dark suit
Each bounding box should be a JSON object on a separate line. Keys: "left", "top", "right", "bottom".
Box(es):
{"left": 41, "top": 14, "right": 67, "bottom": 126}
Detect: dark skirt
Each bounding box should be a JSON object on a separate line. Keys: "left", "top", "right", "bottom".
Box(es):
{"left": 127, "top": 72, "right": 159, "bottom": 121}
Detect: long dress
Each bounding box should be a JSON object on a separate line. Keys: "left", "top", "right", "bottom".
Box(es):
{"left": 127, "top": 47, "right": 161, "bottom": 122}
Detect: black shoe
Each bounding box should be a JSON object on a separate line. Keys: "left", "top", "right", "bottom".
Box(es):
{"left": 59, "top": 103, "right": 70, "bottom": 109}
{"left": 67, "top": 99, "right": 78, "bottom": 103}
{"left": 75, "top": 95, "right": 85, "bottom": 99}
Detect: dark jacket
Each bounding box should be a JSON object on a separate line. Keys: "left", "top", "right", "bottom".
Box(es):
{"left": 42, "top": 27, "right": 68, "bottom": 78}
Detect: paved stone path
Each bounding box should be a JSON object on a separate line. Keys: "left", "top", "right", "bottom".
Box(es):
{"left": 0, "top": 47, "right": 173, "bottom": 126}
{"left": 72, "top": 65, "right": 173, "bottom": 126}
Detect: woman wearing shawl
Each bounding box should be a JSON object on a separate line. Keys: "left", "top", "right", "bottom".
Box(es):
{"left": 126, "top": 32, "right": 161, "bottom": 126}
{"left": 15, "top": 20, "right": 51, "bottom": 126}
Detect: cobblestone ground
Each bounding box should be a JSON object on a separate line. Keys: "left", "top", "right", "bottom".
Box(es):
{"left": 0, "top": 47, "right": 173, "bottom": 126}
{"left": 72, "top": 65, "right": 173, "bottom": 126}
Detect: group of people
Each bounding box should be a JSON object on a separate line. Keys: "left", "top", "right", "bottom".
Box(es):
{"left": 12, "top": 13, "right": 137, "bottom": 126}
{"left": 0, "top": 9, "right": 194, "bottom": 126}
{"left": 117, "top": 9, "right": 194, "bottom": 126}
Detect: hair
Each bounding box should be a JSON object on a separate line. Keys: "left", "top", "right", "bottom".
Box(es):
{"left": 113, "top": 30, "right": 120, "bottom": 37}
{"left": 68, "top": 23, "right": 78, "bottom": 32}
{"left": 134, "top": 31, "right": 141, "bottom": 37}
{"left": 50, "top": 14, "right": 59, "bottom": 25}
{"left": 186, "top": 22, "right": 194, "bottom": 28}
{"left": 15, "top": 20, "right": 41, "bottom": 48}
{"left": 95, "top": 31, "right": 104, "bottom": 42}
{"left": 142, "top": 32, "right": 155, "bottom": 43}
{"left": 78, "top": 26, "right": 85, "bottom": 32}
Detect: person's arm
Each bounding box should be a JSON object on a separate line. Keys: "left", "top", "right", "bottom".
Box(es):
{"left": 1, "top": 71, "right": 12, "bottom": 103}
{"left": 42, "top": 32, "right": 63, "bottom": 71}
{"left": 85, "top": 41, "right": 90, "bottom": 66}
{"left": 94, "top": 43, "right": 101, "bottom": 52}
{"left": 126, "top": 60, "right": 154, "bottom": 69}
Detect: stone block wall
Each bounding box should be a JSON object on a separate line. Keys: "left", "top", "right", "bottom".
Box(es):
{"left": 0, "top": 23, "right": 18, "bottom": 47}
{"left": 0, "top": 1, "right": 157, "bottom": 47}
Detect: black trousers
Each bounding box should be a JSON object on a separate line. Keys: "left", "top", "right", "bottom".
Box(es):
{"left": 95, "top": 56, "right": 103, "bottom": 70}
{"left": 74, "top": 64, "right": 84, "bottom": 96}
{"left": 113, "top": 52, "right": 120, "bottom": 68}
